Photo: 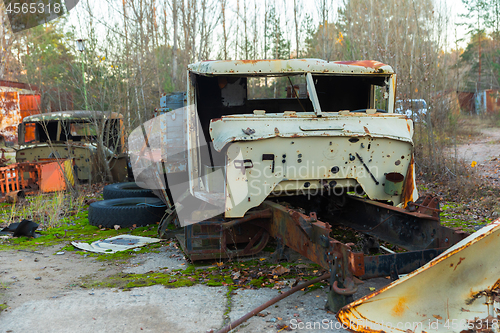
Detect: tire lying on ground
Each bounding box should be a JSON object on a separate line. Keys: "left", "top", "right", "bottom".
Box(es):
{"left": 88, "top": 197, "right": 166, "bottom": 228}
{"left": 103, "top": 182, "right": 156, "bottom": 200}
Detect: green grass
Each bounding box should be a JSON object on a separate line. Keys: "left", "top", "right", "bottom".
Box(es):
{"left": 81, "top": 264, "right": 234, "bottom": 290}
{"left": 79, "top": 258, "right": 326, "bottom": 293}
{"left": 440, "top": 201, "right": 477, "bottom": 233}
{"left": 0, "top": 208, "right": 158, "bottom": 252}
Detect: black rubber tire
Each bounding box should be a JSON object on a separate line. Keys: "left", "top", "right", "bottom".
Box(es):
{"left": 88, "top": 197, "right": 166, "bottom": 228}
{"left": 103, "top": 182, "right": 156, "bottom": 200}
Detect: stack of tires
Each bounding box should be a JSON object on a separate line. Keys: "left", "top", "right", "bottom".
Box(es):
{"left": 88, "top": 182, "right": 166, "bottom": 228}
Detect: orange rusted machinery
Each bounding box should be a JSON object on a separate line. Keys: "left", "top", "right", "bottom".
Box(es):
{"left": 0, "top": 80, "right": 41, "bottom": 144}
{"left": 0, "top": 158, "right": 75, "bottom": 198}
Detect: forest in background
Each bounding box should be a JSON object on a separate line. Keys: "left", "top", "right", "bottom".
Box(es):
{"left": 1, "top": 0, "right": 500, "bottom": 185}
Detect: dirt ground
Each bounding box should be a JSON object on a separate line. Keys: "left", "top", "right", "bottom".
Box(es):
{"left": 0, "top": 243, "right": 390, "bottom": 333}
{"left": 1, "top": 125, "right": 499, "bottom": 333}
{"left": 453, "top": 127, "right": 500, "bottom": 186}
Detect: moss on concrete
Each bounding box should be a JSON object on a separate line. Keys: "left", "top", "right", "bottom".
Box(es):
{"left": 0, "top": 208, "right": 159, "bottom": 252}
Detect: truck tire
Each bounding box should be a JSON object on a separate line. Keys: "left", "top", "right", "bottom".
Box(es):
{"left": 88, "top": 197, "right": 166, "bottom": 228}
{"left": 103, "top": 182, "right": 156, "bottom": 200}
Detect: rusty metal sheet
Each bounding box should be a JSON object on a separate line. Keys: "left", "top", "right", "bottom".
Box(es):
{"left": 331, "top": 195, "right": 468, "bottom": 251}
{"left": 335, "top": 60, "right": 393, "bottom": 70}
{"left": 39, "top": 159, "right": 74, "bottom": 192}
{"left": 0, "top": 91, "right": 22, "bottom": 142}
{"left": 222, "top": 134, "right": 415, "bottom": 217}
{"left": 188, "top": 59, "right": 394, "bottom": 76}
{"left": 19, "top": 94, "right": 41, "bottom": 118}
{"left": 337, "top": 218, "right": 500, "bottom": 333}
{"left": 209, "top": 113, "right": 412, "bottom": 152}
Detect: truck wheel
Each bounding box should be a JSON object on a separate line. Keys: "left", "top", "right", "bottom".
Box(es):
{"left": 103, "top": 182, "right": 156, "bottom": 200}
{"left": 88, "top": 197, "right": 166, "bottom": 228}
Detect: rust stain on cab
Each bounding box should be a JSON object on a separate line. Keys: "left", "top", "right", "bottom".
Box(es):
{"left": 391, "top": 296, "right": 408, "bottom": 317}
{"left": 453, "top": 257, "right": 465, "bottom": 271}
{"left": 401, "top": 154, "right": 415, "bottom": 208}
{"left": 336, "top": 60, "right": 388, "bottom": 70}
{"left": 336, "top": 308, "right": 387, "bottom": 333}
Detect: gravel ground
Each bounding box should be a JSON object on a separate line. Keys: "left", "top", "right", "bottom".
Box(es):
{"left": 0, "top": 243, "right": 390, "bottom": 333}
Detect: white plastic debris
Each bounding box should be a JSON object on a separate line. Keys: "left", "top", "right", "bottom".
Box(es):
{"left": 71, "top": 235, "right": 160, "bottom": 254}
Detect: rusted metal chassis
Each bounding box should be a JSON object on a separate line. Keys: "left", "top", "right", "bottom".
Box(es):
{"left": 331, "top": 196, "right": 468, "bottom": 251}
{"left": 179, "top": 196, "right": 468, "bottom": 311}
{"left": 255, "top": 198, "right": 468, "bottom": 312}
{"left": 178, "top": 209, "right": 272, "bottom": 261}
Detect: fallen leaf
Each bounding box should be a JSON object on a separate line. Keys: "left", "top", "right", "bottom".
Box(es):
{"left": 271, "top": 265, "right": 290, "bottom": 276}
{"left": 259, "top": 258, "right": 266, "bottom": 261}
{"left": 369, "top": 287, "right": 376, "bottom": 291}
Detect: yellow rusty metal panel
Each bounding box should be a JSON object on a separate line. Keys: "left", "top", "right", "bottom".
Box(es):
{"left": 39, "top": 160, "right": 73, "bottom": 192}
{"left": 63, "top": 159, "right": 75, "bottom": 186}
{"left": 337, "top": 218, "right": 500, "bottom": 333}
{"left": 188, "top": 59, "right": 394, "bottom": 76}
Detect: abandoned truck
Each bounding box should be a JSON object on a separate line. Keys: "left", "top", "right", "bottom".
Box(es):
{"left": 16, "top": 110, "right": 128, "bottom": 183}
{"left": 130, "top": 59, "right": 468, "bottom": 313}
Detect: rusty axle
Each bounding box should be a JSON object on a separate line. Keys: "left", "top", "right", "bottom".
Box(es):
{"left": 216, "top": 272, "right": 331, "bottom": 333}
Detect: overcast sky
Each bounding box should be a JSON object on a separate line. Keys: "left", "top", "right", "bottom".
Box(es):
{"left": 64, "top": 0, "right": 472, "bottom": 57}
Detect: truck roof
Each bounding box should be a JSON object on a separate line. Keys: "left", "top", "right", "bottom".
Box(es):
{"left": 22, "top": 110, "right": 123, "bottom": 122}
{"left": 188, "top": 59, "right": 394, "bottom": 76}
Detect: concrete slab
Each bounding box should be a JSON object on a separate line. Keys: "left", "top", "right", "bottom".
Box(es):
{"left": 226, "top": 277, "right": 390, "bottom": 332}
{"left": 0, "top": 284, "right": 226, "bottom": 333}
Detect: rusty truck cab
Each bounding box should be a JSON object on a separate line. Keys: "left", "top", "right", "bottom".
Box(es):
{"left": 185, "top": 59, "right": 418, "bottom": 218}
{"left": 16, "top": 110, "right": 127, "bottom": 182}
